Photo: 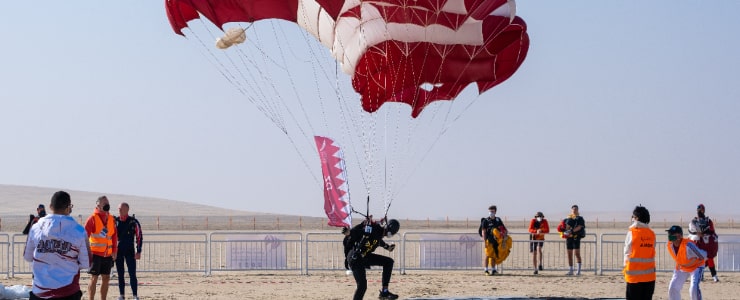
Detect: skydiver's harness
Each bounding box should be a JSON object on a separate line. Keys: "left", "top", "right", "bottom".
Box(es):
{"left": 346, "top": 197, "right": 390, "bottom": 267}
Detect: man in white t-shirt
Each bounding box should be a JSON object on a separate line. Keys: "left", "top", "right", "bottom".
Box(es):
{"left": 24, "top": 191, "right": 90, "bottom": 300}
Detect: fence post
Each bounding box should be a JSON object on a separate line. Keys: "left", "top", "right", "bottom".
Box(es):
{"left": 277, "top": 217, "right": 280, "bottom": 230}
{"left": 181, "top": 217, "right": 184, "bottom": 230}
{"left": 253, "top": 216, "right": 256, "bottom": 230}
{"left": 157, "top": 216, "right": 160, "bottom": 230}
{"left": 205, "top": 217, "right": 208, "bottom": 230}
{"left": 228, "top": 216, "right": 232, "bottom": 230}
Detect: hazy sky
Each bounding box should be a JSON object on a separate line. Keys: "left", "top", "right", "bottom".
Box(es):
{"left": 1, "top": 1, "right": 739, "bottom": 221}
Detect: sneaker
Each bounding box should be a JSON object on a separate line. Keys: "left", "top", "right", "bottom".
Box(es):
{"left": 713, "top": 276, "right": 719, "bottom": 282}
{"left": 576, "top": 270, "right": 581, "bottom": 276}
{"left": 565, "top": 270, "right": 574, "bottom": 276}
{"left": 117, "top": 297, "right": 125, "bottom": 300}
{"left": 133, "top": 297, "right": 140, "bottom": 300}
{"left": 533, "top": 270, "right": 538, "bottom": 275}
{"left": 490, "top": 270, "right": 498, "bottom": 275}
{"left": 538, "top": 265, "right": 544, "bottom": 271}
{"left": 379, "top": 290, "right": 399, "bottom": 299}
{"left": 484, "top": 270, "right": 490, "bottom": 276}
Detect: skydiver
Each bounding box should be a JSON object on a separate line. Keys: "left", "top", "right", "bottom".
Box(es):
{"left": 342, "top": 218, "right": 400, "bottom": 300}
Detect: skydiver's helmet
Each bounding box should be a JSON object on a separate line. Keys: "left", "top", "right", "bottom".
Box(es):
{"left": 384, "top": 219, "right": 400, "bottom": 237}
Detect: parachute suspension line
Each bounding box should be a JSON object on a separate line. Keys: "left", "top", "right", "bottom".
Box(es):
{"left": 222, "top": 21, "right": 322, "bottom": 184}
{"left": 193, "top": 20, "right": 288, "bottom": 131}
{"left": 186, "top": 24, "right": 287, "bottom": 132}
{"left": 199, "top": 21, "right": 282, "bottom": 119}
{"left": 326, "top": 27, "right": 374, "bottom": 194}
{"left": 294, "top": 5, "right": 373, "bottom": 194}
{"left": 268, "top": 21, "right": 319, "bottom": 152}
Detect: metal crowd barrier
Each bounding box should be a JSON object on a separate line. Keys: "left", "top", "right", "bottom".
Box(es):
{"left": 600, "top": 233, "right": 740, "bottom": 275}
{"left": 398, "top": 232, "right": 597, "bottom": 275}
{"left": 304, "top": 232, "right": 401, "bottom": 274}
{"left": 208, "top": 231, "right": 303, "bottom": 275}
{"left": 4, "top": 231, "right": 740, "bottom": 277}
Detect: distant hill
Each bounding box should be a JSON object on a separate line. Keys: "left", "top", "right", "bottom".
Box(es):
{"left": 0, "top": 184, "right": 271, "bottom": 217}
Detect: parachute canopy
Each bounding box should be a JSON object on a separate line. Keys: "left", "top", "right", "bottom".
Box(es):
{"left": 166, "top": 0, "right": 529, "bottom": 117}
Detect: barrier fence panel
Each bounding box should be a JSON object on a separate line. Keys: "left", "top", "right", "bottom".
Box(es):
{"left": 400, "top": 232, "right": 598, "bottom": 275}
{"left": 10, "top": 234, "right": 31, "bottom": 277}
{"left": 717, "top": 234, "right": 740, "bottom": 271}
{"left": 503, "top": 233, "right": 596, "bottom": 274}
{"left": 1, "top": 233, "right": 9, "bottom": 278}
{"left": 304, "top": 232, "right": 346, "bottom": 273}
{"left": 599, "top": 233, "right": 740, "bottom": 275}
{"left": 304, "top": 232, "right": 401, "bottom": 275}
{"left": 208, "top": 231, "right": 302, "bottom": 275}
{"left": 137, "top": 232, "right": 208, "bottom": 274}
{"left": 599, "top": 233, "right": 673, "bottom": 275}
{"left": 400, "top": 232, "right": 482, "bottom": 273}
{"left": 7, "top": 231, "right": 739, "bottom": 278}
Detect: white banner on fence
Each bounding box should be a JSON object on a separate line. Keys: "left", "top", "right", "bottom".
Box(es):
{"left": 419, "top": 234, "right": 480, "bottom": 268}
{"left": 226, "top": 234, "right": 287, "bottom": 269}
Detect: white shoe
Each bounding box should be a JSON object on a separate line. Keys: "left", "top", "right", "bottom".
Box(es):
{"left": 117, "top": 297, "right": 125, "bottom": 300}
{"left": 576, "top": 270, "right": 581, "bottom": 276}
{"left": 713, "top": 276, "right": 719, "bottom": 282}
{"left": 565, "top": 270, "right": 574, "bottom": 276}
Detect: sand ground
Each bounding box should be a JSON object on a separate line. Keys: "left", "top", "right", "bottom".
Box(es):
{"left": 2, "top": 269, "right": 738, "bottom": 300}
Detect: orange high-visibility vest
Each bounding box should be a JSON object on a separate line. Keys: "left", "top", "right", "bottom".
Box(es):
{"left": 624, "top": 227, "right": 656, "bottom": 283}
{"left": 667, "top": 238, "right": 705, "bottom": 272}
{"left": 89, "top": 214, "right": 115, "bottom": 256}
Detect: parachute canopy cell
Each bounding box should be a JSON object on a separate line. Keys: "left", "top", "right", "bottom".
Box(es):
{"left": 165, "top": 0, "right": 529, "bottom": 118}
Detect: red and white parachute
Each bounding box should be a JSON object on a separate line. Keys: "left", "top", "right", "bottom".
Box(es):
{"left": 166, "top": 0, "right": 529, "bottom": 217}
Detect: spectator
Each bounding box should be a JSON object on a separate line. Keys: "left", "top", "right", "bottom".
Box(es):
{"left": 558, "top": 204, "right": 585, "bottom": 275}
{"left": 22, "top": 204, "right": 47, "bottom": 235}
{"left": 666, "top": 225, "right": 706, "bottom": 300}
{"left": 115, "top": 202, "right": 143, "bottom": 300}
{"left": 688, "top": 203, "right": 719, "bottom": 282}
{"left": 479, "top": 205, "right": 506, "bottom": 275}
{"left": 85, "top": 196, "right": 118, "bottom": 300}
{"left": 528, "top": 211, "right": 549, "bottom": 274}
{"left": 23, "top": 191, "right": 90, "bottom": 300}
{"left": 624, "top": 205, "right": 656, "bottom": 300}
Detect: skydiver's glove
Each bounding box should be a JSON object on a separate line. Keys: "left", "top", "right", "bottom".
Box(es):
{"left": 384, "top": 243, "right": 396, "bottom": 252}
{"left": 341, "top": 227, "right": 350, "bottom": 236}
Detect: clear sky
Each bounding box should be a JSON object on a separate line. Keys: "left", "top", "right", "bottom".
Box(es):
{"left": 1, "top": 1, "right": 738, "bottom": 221}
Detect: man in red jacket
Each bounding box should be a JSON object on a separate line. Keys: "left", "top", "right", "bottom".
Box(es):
{"left": 84, "top": 196, "right": 118, "bottom": 300}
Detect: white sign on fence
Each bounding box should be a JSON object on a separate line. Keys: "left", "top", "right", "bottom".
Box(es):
{"left": 226, "top": 234, "right": 287, "bottom": 269}
{"left": 419, "top": 234, "right": 480, "bottom": 268}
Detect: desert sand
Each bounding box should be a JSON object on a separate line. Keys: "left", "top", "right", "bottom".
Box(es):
{"left": 2, "top": 185, "right": 738, "bottom": 299}
{"left": 2, "top": 269, "right": 738, "bottom": 299}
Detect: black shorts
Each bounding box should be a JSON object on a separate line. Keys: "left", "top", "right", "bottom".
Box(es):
{"left": 529, "top": 240, "right": 544, "bottom": 252}
{"left": 566, "top": 238, "right": 581, "bottom": 250}
{"left": 88, "top": 255, "right": 114, "bottom": 276}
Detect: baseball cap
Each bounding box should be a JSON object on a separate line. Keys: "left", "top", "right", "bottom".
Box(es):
{"left": 697, "top": 204, "right": 705, "bottom": 210}
{"left": 666, "top": 225, "right": 683, "bottom": 235}
{"left": 38, "top": 204, "right": 45, "bottom": 209}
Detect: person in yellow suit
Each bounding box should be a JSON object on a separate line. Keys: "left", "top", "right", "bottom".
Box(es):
{"left": 623, "top": 205, "right": 655, "bottom": 300}
{"left": 478, "top": 205, "right": 510, "bottom": 275}
{"left": 666, "top": 225, "right": 706, "bottom": 300}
